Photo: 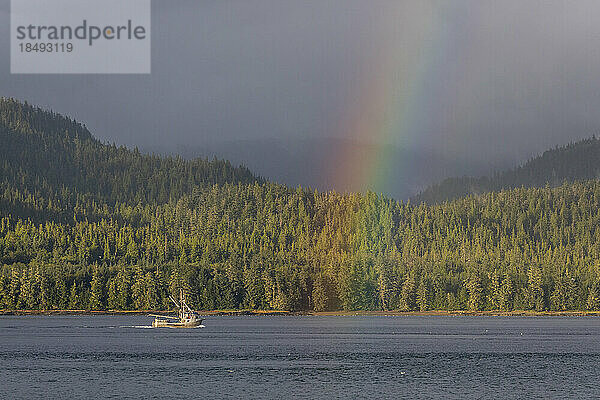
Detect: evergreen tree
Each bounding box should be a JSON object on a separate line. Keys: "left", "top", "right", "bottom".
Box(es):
{"left": 416, "top": 274, "right": 430, "bottom": 312}
{"left": 400, "top": 273, "right": 416, "bottom": 311}
{"left": 466, "top": 273, "right": 483, "bottom": 311}
{"left": 89, "top": 267, "right": 104, "bottom": 310}
{"left": 68, "top": 281, "right": 80, "bottom": 309}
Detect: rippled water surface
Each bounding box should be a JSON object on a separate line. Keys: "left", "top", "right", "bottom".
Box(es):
{"left": 1, "top": 315, "right": 600, "bottom": 399}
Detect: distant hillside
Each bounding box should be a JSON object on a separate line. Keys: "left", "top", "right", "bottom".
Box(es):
{"left": 155, "top": 137, "right": 499, "bottom": 200}
{"left": 0, "top": 98, "right": 260, "bottom": 221}
{"left": 414, "top": 137, "right": 600, "bottom": 204}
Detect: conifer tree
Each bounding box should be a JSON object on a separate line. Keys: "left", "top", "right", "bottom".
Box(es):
{"left": 89, "top": 267, "right": 104, "bottom": 310}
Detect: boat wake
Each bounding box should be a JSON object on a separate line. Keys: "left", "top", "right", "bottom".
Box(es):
{"left": 120, "top": 325, "right": 154, "bottom": 329}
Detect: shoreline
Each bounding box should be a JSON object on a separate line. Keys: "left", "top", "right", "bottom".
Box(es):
{"left": 2, "top": 309, "right": 600, "bottom": 317}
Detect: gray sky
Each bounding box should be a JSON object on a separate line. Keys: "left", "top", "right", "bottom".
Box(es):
{"left": 2, "top": 0, "right": 600, "bottom": 196}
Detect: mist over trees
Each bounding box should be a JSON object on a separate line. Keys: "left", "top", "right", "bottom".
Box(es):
{"left": 415, "top": 137, "right": 600, "bottom": 204}
{"left": 2, "top": 98, "right": 600, "bottom": 312}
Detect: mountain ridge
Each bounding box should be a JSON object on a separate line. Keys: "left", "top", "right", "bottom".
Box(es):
{"left": 413, "top": 136, "right": 600, "bottom": 204}
{"left": 0, "top": 97, "right": 261, "bottom": 222}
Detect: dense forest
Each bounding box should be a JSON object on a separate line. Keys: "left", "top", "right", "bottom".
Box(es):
{"left": 415, "top": 137, "right": 600, "bottom": 204}
{"left": 2, "top": 98, "right": 600, "bottom": 312}
{"left": 0, "top": 98, "right": 260, "bottom": 223}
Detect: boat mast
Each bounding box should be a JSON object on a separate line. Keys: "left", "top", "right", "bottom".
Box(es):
{"left": 179, "top": 288, "right": 193, "bottom": 314}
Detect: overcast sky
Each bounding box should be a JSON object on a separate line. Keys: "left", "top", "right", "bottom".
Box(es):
{"left": 2, "top": 0, "right": 600, "bottom": 189}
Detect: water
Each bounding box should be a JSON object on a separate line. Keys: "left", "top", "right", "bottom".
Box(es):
{"left": 1, "top": 315, "right": 599, "bottom": 399}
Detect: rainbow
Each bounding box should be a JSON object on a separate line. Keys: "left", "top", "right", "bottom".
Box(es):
{"left": 328, "top": 3, "right": 462, "bottom": 198}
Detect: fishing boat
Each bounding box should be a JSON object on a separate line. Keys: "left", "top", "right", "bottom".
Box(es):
{"left": 149, "top": 290, "right": 204, "bottom": 328}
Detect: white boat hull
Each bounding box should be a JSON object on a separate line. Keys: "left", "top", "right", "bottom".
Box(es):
{"left": 152, "top": 318, "right": 204, "bottom": 328}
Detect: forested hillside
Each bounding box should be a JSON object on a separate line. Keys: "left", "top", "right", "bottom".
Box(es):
{"left": 0, "top": 98, "right": 259, "bottom": 223}
{"left": 415, "top": 137, "right": 600, "bottom": 204}
{"left": 2, "top": 99, "right": 600, "bottom": 312}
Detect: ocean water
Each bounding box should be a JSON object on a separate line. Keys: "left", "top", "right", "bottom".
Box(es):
{"left": 1, "top": 315, "right": 599, "bottom": 399}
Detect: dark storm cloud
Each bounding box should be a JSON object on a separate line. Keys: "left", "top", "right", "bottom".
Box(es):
{"left": 2, "top": 0, "right": 600, "bottom": 197}
{"left": 1, "top": 0, "right": 377, "bottom": 148}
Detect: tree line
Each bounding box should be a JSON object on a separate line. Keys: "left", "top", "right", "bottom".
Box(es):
{"left": 3, "top": 181, "right": 600, "bottom": 311}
